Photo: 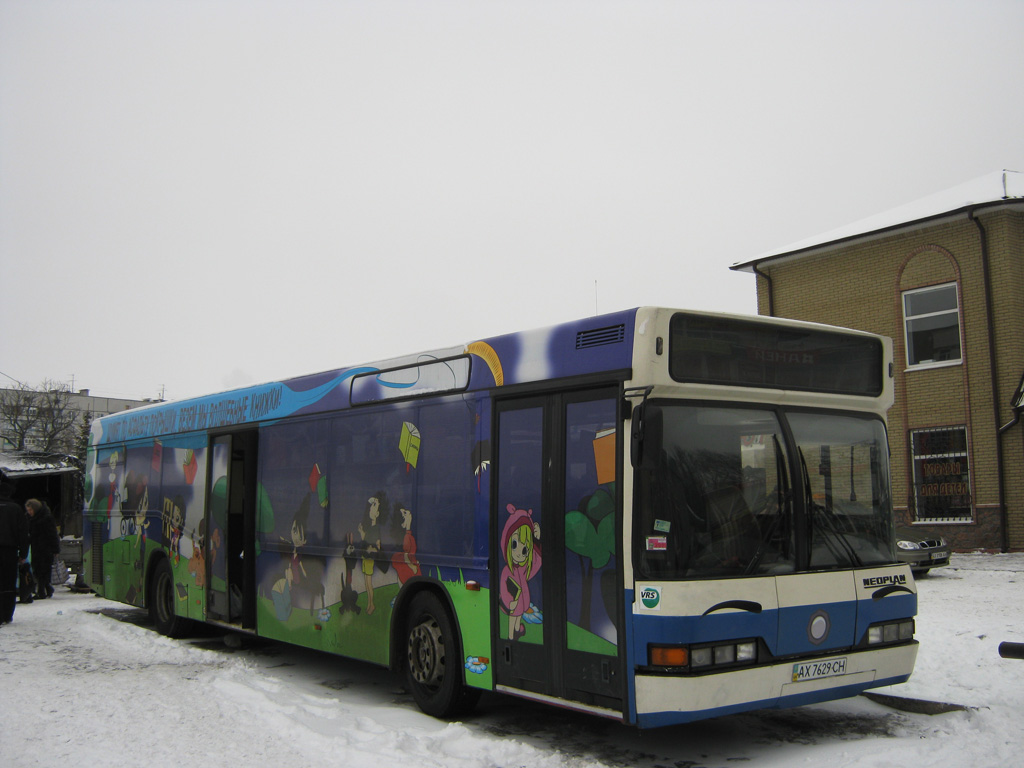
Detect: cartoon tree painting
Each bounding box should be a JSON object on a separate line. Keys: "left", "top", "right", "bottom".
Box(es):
{"left": 564, "top": 485, "right": 616, "bottom": 633}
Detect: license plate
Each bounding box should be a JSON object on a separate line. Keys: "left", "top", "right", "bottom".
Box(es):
{"left": 931, "top": 551, "right": 947, "bottom": 560}
{"left": 791, "top": 657, "right": 848, "bottom": 682}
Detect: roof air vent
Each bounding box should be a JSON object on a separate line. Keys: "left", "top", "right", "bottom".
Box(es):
{"left": 576, "top": 324, "right": 626, "bottom": 349}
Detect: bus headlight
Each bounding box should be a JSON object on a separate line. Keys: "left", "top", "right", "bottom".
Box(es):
{"left": 651, "top": 640, "right": 758, "bottom": 672}
{"left": 736, "top": 641, "right": 757, "bottom": 662}
{"left": 867, "top": 620, "right": 915, "bottom": 645}
{"left": 690, "top": 647, "right": 713, "bottom": 668}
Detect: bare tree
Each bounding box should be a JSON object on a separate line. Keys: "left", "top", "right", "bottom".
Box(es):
{"left": 0, "top": 380, "right": 79, "bottom": 453}
{"left": 0, "top": 382, "right": 42, "bottom": 450}
{"left": 37, "top": 381, "right": 79, "bottom": 452}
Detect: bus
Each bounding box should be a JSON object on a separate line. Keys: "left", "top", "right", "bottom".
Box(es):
{"left": 82, "top": 307, "right": 917, "bottom": 728}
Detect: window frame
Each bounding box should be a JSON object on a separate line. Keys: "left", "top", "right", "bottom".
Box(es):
{"left": 909, "top": 425, "right": 972, "bottom": 523}
{"left": 902, "top": 283, "right": 963, "bottom": 370}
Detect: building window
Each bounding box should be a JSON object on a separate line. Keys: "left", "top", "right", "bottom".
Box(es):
{"left": 902, "top": 283, "right": 961, "bottom": 367}
{"left": 910, "top": 426, "right": 971, "bottom": 521}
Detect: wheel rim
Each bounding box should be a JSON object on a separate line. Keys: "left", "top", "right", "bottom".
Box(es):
{"left": 408, "top": 616, "right": 445, "bottom": 690}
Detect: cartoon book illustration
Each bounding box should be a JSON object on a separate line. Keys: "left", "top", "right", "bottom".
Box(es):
{"left": 308, "top": 463, "right": 328, "bottom": 508}
{"left": 506, "top": 577, "right": 521, "bottom": 600}
{"left": 183, "top": 449, "right": 198, "bottom": 485}
{"left": 400, "top": 422, "right": 421, "bottom": 472}
{"left": 593, "top": 428, "right": 616, "bottom": 486}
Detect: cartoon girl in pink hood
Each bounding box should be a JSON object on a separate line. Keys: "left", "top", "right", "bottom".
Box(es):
{"left": 499, "top": 503, "right": 542, "bottom": 641}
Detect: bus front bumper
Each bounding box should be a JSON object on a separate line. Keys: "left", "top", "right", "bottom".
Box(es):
{"left": 633, "top": 642, "right": 918, "bottom": 728}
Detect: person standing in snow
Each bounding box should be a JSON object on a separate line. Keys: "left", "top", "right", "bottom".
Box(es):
{"left": 0, "top": 474, "right": 30, "bottom": 624}
{"left": 25, "top": 498, "right": 60, "bottom": 599}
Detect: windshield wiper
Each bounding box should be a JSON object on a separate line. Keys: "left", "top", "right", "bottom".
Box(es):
{"left": 745, "top": 435, "right": 791, "bottom": 575}
{"left": 798, "top": 447, "right": 862, "bottom": 567}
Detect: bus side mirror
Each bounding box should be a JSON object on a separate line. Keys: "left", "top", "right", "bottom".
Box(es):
{"left": 631, "top": 403, "right": 662, "bottom": 470}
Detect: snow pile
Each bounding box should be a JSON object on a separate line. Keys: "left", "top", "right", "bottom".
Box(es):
{"left": 1, "top": 554, "right": 1022, "bottom": 767}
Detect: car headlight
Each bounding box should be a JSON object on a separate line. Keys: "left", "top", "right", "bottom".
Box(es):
{"left": 938, "top": 537, "right": 947, "bottom": 547}
{"left": 896, "top": 540, "right": 920, "bottom": 550}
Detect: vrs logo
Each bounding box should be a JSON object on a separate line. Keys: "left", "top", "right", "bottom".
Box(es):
{"left": 862, "top": 574, "right": 908, "bottom": 588}
{"left": 640, "top": 586, "right": 661, "bottom": 610}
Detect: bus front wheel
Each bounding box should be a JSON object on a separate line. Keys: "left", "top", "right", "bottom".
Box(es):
{"left": 404, "top": 591, "right": 479, "bottom": 719}
{"left": 149, "top": 558, "right": 191, "bottom": 638}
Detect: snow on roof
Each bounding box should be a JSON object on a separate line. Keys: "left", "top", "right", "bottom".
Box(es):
{"left": 0, "top": 451, "right": 80, "bottom": 477}
{"left": 733, "top": 169, "right": 1024, "bottom": 272}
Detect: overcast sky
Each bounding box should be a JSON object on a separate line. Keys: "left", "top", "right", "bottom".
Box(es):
{"left": 2, "top": 0, "right": 1022, "bottom": 402}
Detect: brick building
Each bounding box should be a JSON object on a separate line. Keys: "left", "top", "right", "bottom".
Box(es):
{"left": 732, "top": 170, "right": 1024, "bottom": 552}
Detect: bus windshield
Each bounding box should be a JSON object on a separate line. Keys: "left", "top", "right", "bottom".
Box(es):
{"left": 789, "top": 411, "right": 896, "bottom": 571}
{"left": 635, "top": 403, "right": 895, "bottom": 579}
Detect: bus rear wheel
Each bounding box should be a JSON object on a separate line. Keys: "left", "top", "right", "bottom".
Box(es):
{"left": 149, "top": 558, "right": 191, "bottom": 638}
{"left": 404, "top": 591, "right": 479, "bottom": 719}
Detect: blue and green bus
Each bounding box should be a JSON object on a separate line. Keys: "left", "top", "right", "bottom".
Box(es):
{"left": 83, "top": 307, "right": 917, "bottom": 727}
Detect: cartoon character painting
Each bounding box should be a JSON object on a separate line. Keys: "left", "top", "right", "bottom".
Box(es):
{"left": 124, "top": 472, "right": 150, "bottom": 604}
{"left": 287, "top": 501, "right": 309, "bottom": 591}
{"left": 390, "top": 505, "right": 420, "bottom": 584}
{"left": 167, "top": 496, "right": 185, "bottom": 564}
{"left": 359, "top": 492, "right": 387, "bottom": 615}
{"left": 499, "top": 503, "right": 542, "bottom": 641}
{"left": 338, "top": 531, "right": 361, "bottom": 615}
{"left": 188, "top": 520, "right": 207, "bottom": 587}
{"left": 272, "top": 495, "right": 325, "bottom": 621}
{"left": 106, "top": 451, "right": 121, "bottom": 523}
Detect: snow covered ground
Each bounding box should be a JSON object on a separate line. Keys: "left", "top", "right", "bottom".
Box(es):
{"left": 1, "top": 553, "right": 1022, "bottom": 768}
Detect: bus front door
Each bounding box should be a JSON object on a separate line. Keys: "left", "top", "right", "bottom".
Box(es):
{"left": 493, "top": 389, "right": 624, "bottom": 716}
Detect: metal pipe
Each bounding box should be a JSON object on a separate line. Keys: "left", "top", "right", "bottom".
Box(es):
{"left": 970, "top": 210, "right": 1010, "bottom": 553}
{"left": 752, "top": 263, "right": 774, "bottom": 316}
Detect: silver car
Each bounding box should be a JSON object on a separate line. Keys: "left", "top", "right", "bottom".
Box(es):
{"left": 895, "top": 526, "right": 951, "bottom": 575}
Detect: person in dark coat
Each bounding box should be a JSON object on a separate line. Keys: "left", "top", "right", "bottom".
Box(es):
{"left": 0, "top": 475, "right": 30, "bottom": 624}
{"left": 25, "top": 498, "right": 60, "bottom": 599}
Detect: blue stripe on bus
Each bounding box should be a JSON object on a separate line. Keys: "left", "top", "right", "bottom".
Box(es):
{"left": 629, "top": 593, "right": 916, "bottom": 666}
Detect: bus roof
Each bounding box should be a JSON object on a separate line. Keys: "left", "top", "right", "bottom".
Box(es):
{"left": 92, "top": 308, "right": 641, "bottom": 445}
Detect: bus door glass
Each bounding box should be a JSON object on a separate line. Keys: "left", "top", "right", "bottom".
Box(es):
{"left": 494, "top": 389, "right": 624, "bottom": 712}
{"left": 494, "top": 401, "right": 547, "bottom": 692}
{"left": 562, "top": 395, "right": 622, "bottom": 708}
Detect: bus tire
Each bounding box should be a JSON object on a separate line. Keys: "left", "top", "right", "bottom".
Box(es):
{"left": 404, "top": 591, "right": 480, "bottom": 719}
{"left": 149, "top": 558, "right": 191, "bottom": 638}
